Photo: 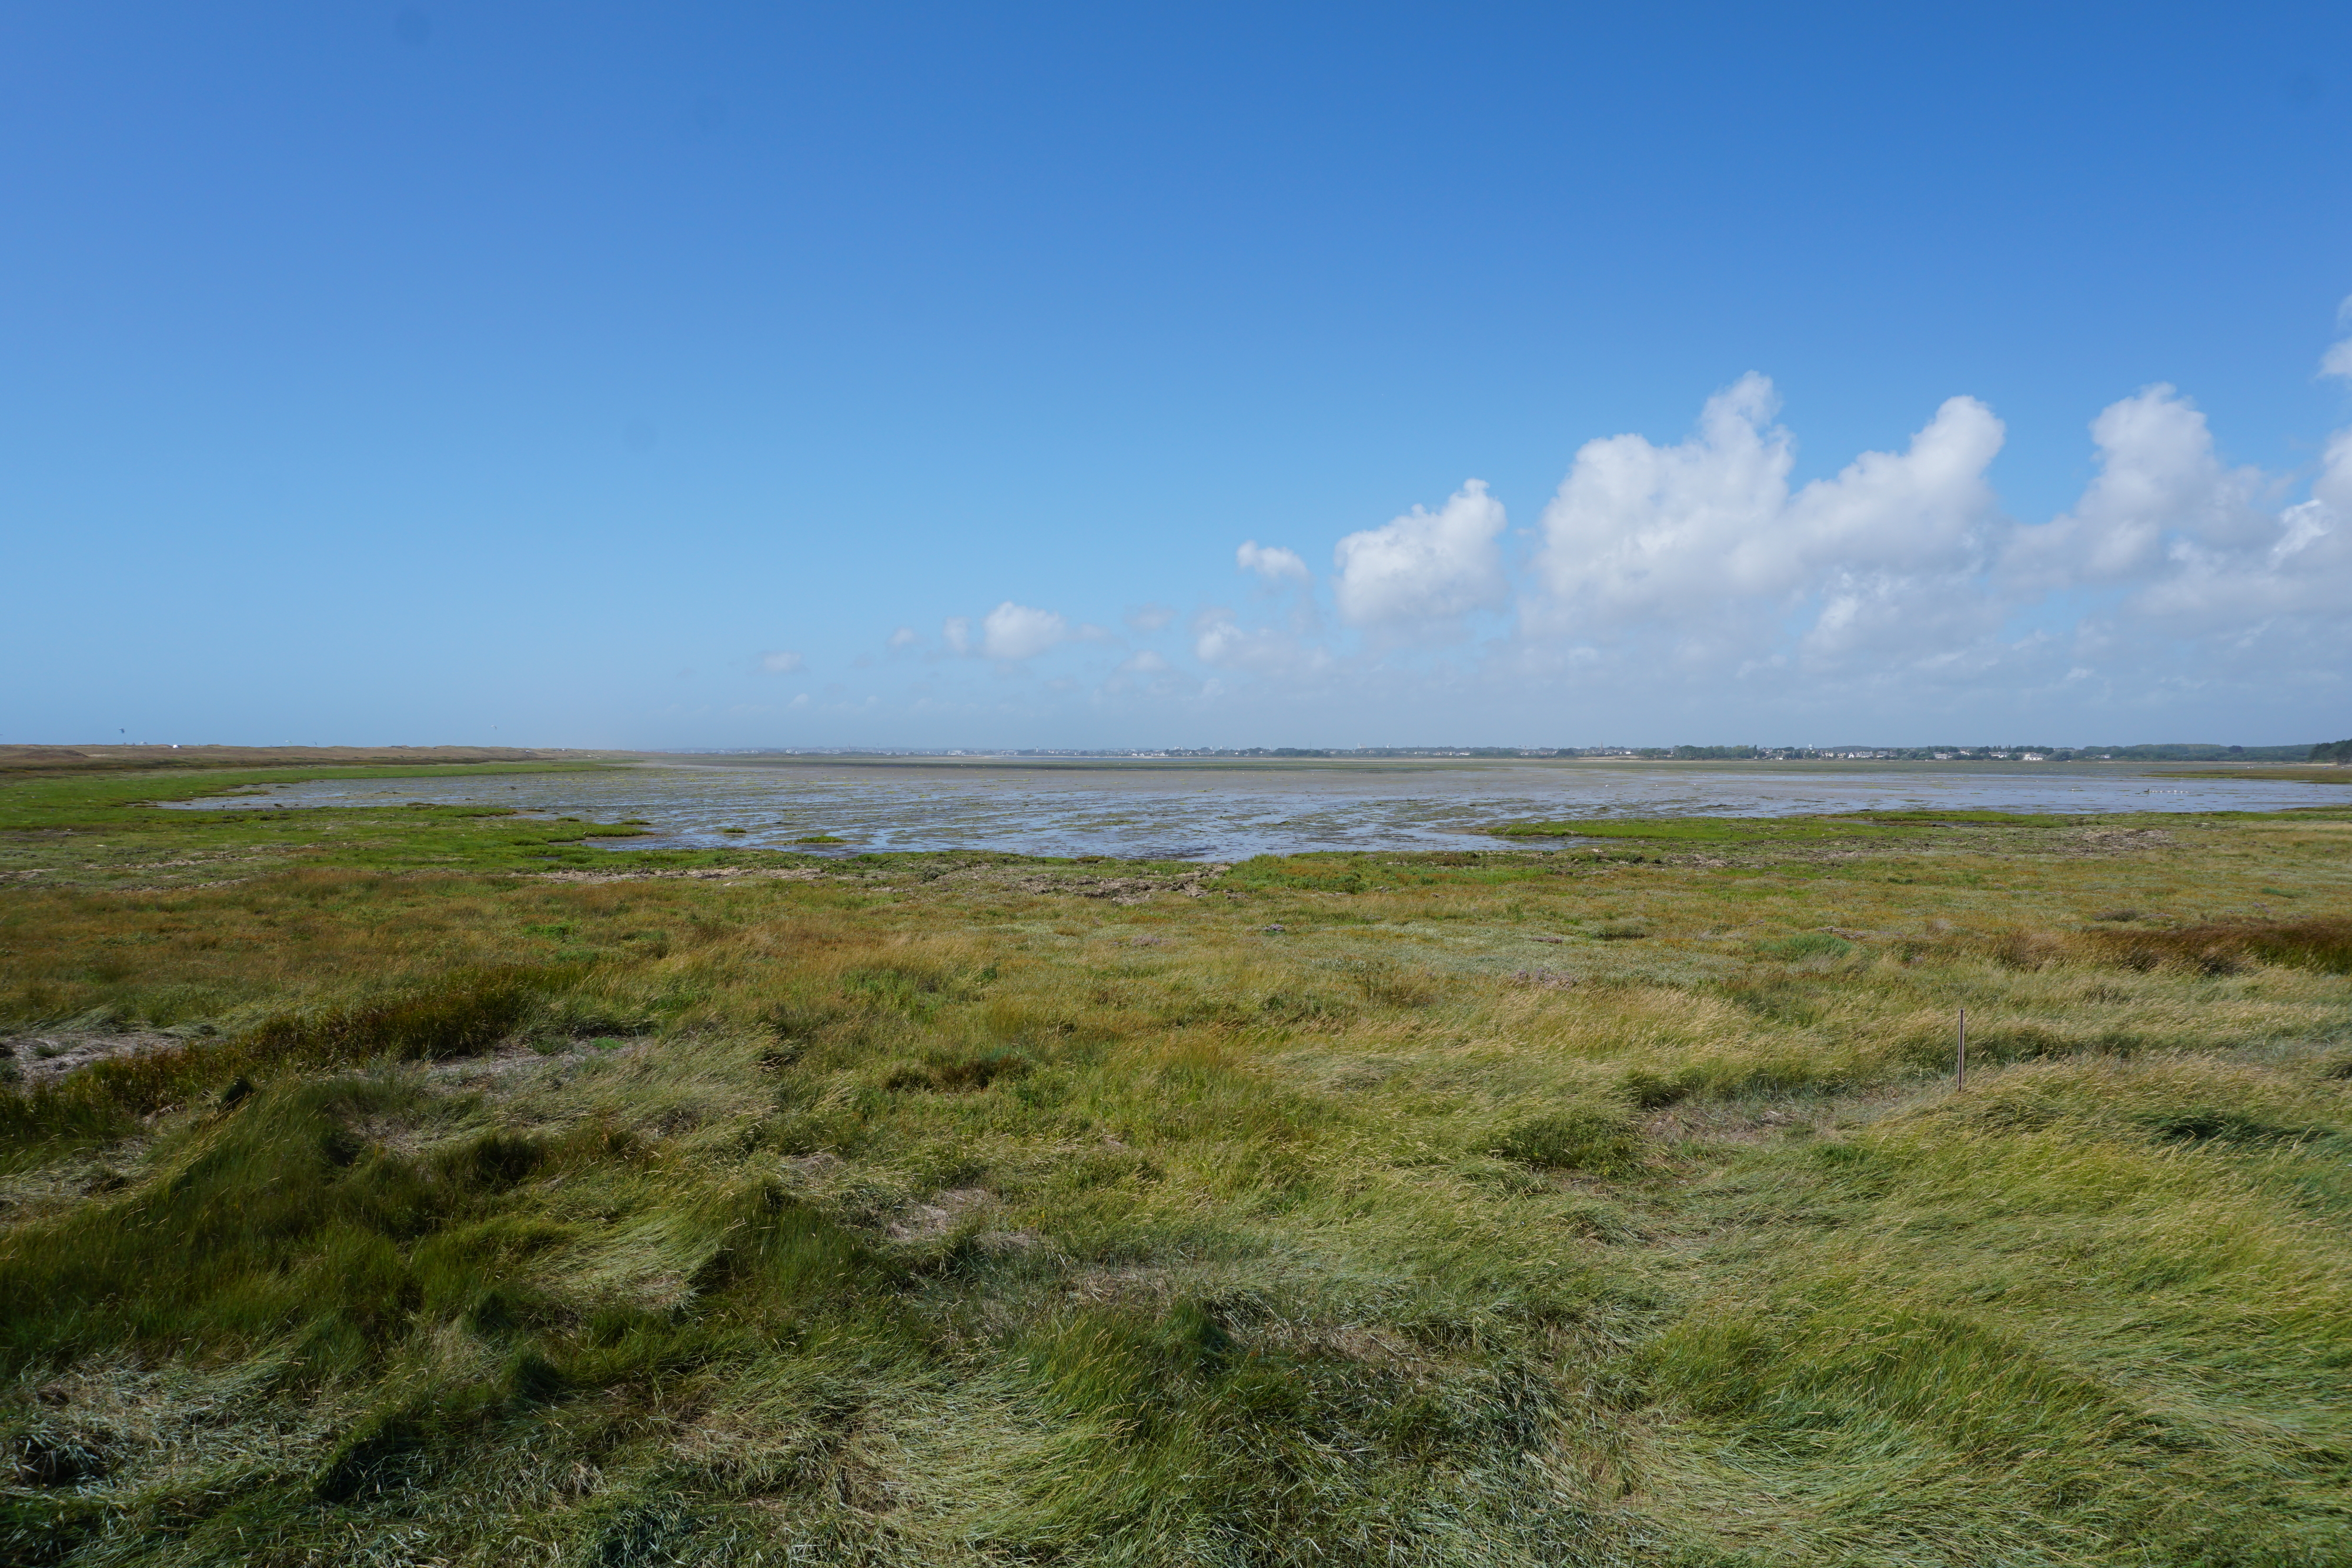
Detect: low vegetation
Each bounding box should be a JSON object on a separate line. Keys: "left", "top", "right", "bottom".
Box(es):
{"left": 0, "top": 745, "right": 593, "bottom": 779}
{"left": 4, "top": 763, "right": 2351, "bottom": 1564}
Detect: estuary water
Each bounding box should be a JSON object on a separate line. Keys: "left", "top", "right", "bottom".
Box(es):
{"left": 162, "top": 757, "right": 2351, "bottom": 861}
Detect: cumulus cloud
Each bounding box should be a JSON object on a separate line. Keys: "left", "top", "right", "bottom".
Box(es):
{"left": 887, "top": 626, "right": 920, "bottom": 650}
{"left": 1529, "top": 374, "right": 2004, "bottom": 663}
{"left": 1984, "top": 363, "right": 2352, "bottom": 656}
{"left": 1332, "top": 480, "right": 1509, "bottom": 629}
{"left": 1237, "top": 541, "right": 1311, "bottom": 586}
{"left": 2117, "top": 423, "right": 2351, "bottom": 628}
{"left": 1509, "top": 358, "right": 2352, "bottom": 708}
{"left": 980, "top": 601, "right": 1070, "bottom": 660}
{"left": 759, "top": 650, "right": 804, "bottom": 674}
{"left": 1531, "top": 375, "right": 1790, "bottom": 621}
{"left": 2005, "top": 386, "right": 2267, "bottom": 589}
{"left": 889, "top": 316, "right": 2352, "bottom": 732}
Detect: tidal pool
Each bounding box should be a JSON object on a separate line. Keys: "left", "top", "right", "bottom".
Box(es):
{"left": 162, "top": 757, "right": 2351, "bottom": 860}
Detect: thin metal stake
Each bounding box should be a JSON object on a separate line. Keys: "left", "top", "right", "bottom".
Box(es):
{"left": 1956, "top": 1007, "right": 1967, "bottom": 1092}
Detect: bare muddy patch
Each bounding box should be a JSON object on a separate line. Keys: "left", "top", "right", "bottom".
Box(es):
{"left": 2, "top": 1028, "right": 188, "bottom": 1087}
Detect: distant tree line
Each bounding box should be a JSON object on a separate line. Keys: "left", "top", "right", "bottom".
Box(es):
{"left": 2313, "top": 740, "right": 2352, "bottom": 764}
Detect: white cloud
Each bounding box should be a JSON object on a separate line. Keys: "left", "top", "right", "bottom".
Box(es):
{"left": 1786, "top": 396, "right": 2004, "bottom": 570}
{"left": 1529, "top": 374, "right": 2004, "bottom": 658}
{"left": 1192, "top": 609, "right": 1259, "bottom": 666}
{"left": 1192, "top": 606, "right": 1332, "bottom": 676}
{"left": 2005, "top": 386, "right": 2267, "bottom": 589}
{"left": 2324, "top": 296, "right": 2352, "bottom": 380}
{"left": 888, "top": 626, "right": 920, "bottom": 650}
{"left": 980, "top": 601, "right": 1070, "bottom": 661}
{"left": 1531, "top": 374, "right": 1790, "bottom": 622}
{"left": 1100, "top": 647, "right": 1198, "bottom": 701}
{"left": 1985, "top": 376, "right": 2352, "bottom": 654}
{"left": 864, "top": 338, "right": 2352, "bottom": 735}
{"left": 1332, "top": 480, "right": 1508, "bottom": 628}
{"left": 1237, "top": 540, "right": 1311, "bottom": 585}
{"left": 2121, "top": 424, "right": 2351, "bottom": 627}
{"left": 759, "top": 650, "right": 804, "bottom": 674}
{"left": 2320, "top": 425, "right": 2352, "bottom": 515}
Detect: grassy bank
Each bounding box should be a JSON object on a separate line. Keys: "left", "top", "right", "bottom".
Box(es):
{"left": 4, "top": 764, "right": 2351, "bottom": 1564}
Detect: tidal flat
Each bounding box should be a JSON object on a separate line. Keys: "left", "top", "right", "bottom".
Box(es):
{"left": 156, "top": 751, "right": 2352, "bottom": 860}
{"left": 4, "top": 759, "right": 2352, "bottom": 1565}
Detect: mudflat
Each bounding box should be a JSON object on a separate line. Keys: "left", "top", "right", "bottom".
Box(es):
{"left": 149, "top": 751, "right": 2352, "bottom": 861}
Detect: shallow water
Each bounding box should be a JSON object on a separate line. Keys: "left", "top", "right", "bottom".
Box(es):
{"left": 161, "top": 758, "right": 2351, "bottom": 861}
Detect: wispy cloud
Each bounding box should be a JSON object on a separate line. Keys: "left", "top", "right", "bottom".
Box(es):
{"left": 2322, "top": 296, "right": 2352, "bottom": 381}
{"left": 928, "top": 602, "right": 1118, "bottom": 663}
{"left": 1193, "top": 605, "right": 1328, "bottom": 675}
{"left": 1237, "top": 541, "right": 1311, "bottom": 586}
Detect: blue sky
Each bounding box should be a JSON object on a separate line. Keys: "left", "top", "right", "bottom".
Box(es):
{"left": 6, "top": 3, "right": 2351, "bottom": 748}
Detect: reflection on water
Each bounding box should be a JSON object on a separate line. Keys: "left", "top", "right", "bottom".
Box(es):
{"left": 161, "top": 759, "right": 2351, "bottom": 861}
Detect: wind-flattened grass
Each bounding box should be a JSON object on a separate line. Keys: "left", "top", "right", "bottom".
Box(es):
{"left": 0, "top": 1076, "right": 646, "bottom": 1372}
{"left": 1631, "top": 1054, "right": 2352, "bottom": 1560}
{"left": 4, "top": 771, "right": 2352, "bottom": 1562}
{"left": 0, "top": 965, "right": 580, "bottom": 1159}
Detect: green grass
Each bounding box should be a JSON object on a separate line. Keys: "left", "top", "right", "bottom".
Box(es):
{"left": 4, "top": 764, "right": 2352, "bottom": 1563}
